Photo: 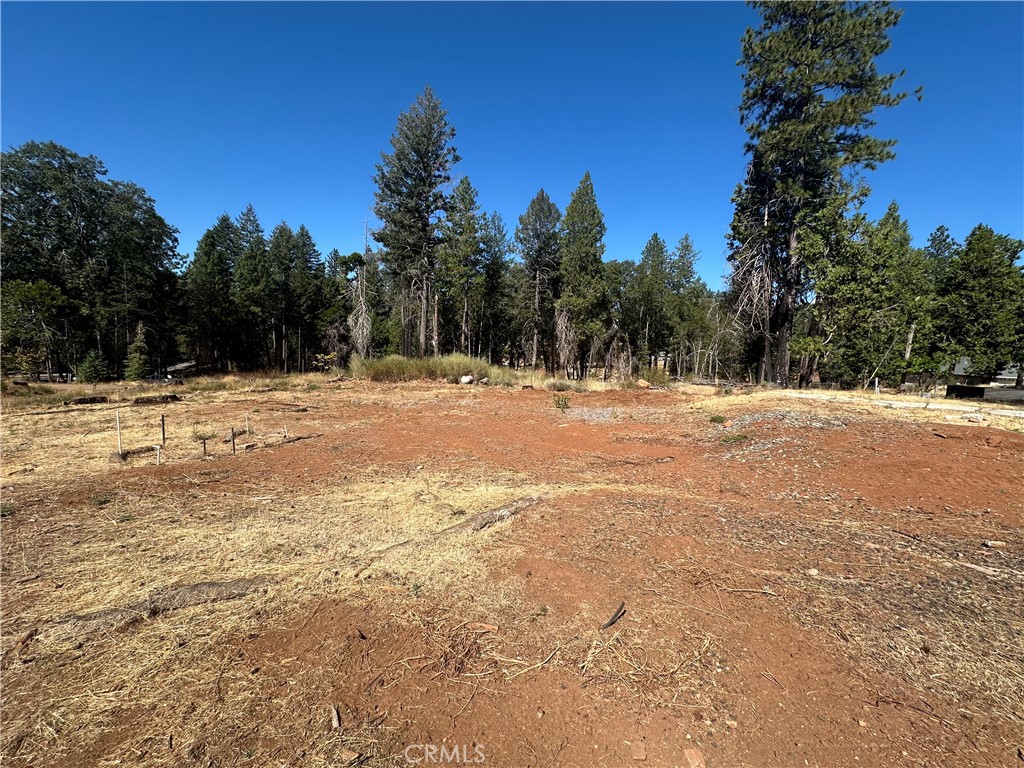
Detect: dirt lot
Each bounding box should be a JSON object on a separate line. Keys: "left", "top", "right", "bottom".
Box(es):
{"left": 1, "top": 379, "right": 1022, "bottom": 767}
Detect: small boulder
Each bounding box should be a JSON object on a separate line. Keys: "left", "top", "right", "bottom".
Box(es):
{"left": 479, "top": 377, "right": 489, "bottom": 385}
{"left": 460, "top": 374, "right": 475, "bottom": 385}
{"left": 636, "top": 378, "right": 651, "bottom": 389}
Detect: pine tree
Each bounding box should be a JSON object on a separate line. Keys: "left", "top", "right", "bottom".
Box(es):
{"left": 438, "top": 177, "right": 484, "bottom": 354}
{"left": 124, "top": 321, "right": 150, "bottom": 380}
{"left": 186, "top": 215, "right": 240, "bottom": 367}
{"left": 233, "top": 204, "right": 271, "bottom": 368}
{"left": 558, "top": 172, "right": 607, "bottom": 377}
{"left": 372, "top": 86, "right": 460, "bottom": 357}
{"left": 515, "top": 190, "right": 562, "bottom": 371}
{"left": 728, "top": 1, "right": 911, "bottom": 386}
{"left": 937, "top": 225, "right": 1024, "bottom": 378}
{"left": 816, "top": 203, "right": 931, "bottom": 387}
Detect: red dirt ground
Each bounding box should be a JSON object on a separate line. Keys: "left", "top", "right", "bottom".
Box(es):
{"left": 2, "top": 383, "right": 1022, "bottom": 767}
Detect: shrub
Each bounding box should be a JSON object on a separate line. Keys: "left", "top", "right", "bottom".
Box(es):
{"left": 544, "top": 378, "right": 573, "bottom": 392}
{"left": 709, "top": 415, "right": 727, "bottom": 424}
{"left": 352, "top": 354, "right": 501, "bottom": 384}
{"left": 640, "top": 367, "right": 673, "bottom": 388}
{"left": 77, "top": 351, "right": 108, "bottom": 383}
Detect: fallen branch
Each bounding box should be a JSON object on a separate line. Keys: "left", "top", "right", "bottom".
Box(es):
{"left": 281, "top": 432, "right": 323, "bottom": 446}
{"left": 109, "top": 445, "right": 158, "bottom": 462}
{"left": 353, "top": 497, "right": 544, "bottom": 577}
{"left": 38, "top": 577, "right": 266, "bottom": 646}
{"left": 133, "top": 394, "right": 180, "bottom": 405}
{"left": 506, "top": 645, "right": 560, "bottom": 680}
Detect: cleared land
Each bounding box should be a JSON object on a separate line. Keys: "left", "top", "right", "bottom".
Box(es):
{"left": 1, "top": 378, "right": 1022, "bottom": 767}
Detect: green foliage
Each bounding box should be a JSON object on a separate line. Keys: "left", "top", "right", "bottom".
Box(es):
{"left": 553, "top": 394, "right": 570, "bottom": 414}
{"left": 77, "top": 350, "right": 108, "bottom": 383}
{"left": 720, "top": 433, "right": 750, "bottom": 445}
{"left": 124, "top": 322, "right": 150, "bottom": 380}
{"left": 515, "top": 189, "right": 563, "bottom": 370}
{"left": 709, "top": 415, "right": 727, "bottom": 424}
{"left": 1, "top": 141, "right": 181, "bottom": 379}
{"left": 558, "top": 172, "right": 608, "bottom": 375}
{"left": 815, "top": 203, "right": 932, "bottom": 387}
{"left": 729, "top": 1, "right": 910, "bottom": 385}
{"left": 935, "top": 225, "right": 1024, "bottom": 378}
{"left": 373, "top": 86, "right": 460, "bottom": 357}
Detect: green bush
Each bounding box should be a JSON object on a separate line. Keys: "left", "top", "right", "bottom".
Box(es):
{"left": 77, "top": 351, "right": 108, "bottom": 383}
{"left": 709, "top": 415, "right": 727, "bottom": 424}
{"left": 640, "top": 367, "right": 673, "bottom": 388}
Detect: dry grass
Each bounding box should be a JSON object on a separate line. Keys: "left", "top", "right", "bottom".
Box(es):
{"left": 0, "top": 440, "right": 652, "bottom": 767}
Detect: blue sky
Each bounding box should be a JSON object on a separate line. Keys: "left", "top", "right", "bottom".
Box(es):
{"left": 2, "top": 2, "right": 1022, "bottom": 288}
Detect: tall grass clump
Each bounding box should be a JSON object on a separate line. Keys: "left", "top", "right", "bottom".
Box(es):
{"left": 349, "top": 354, "right": 514, "bottom": 385}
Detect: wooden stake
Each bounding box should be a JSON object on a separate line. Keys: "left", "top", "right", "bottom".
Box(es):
{"left": 161, "top": 414, "right": 166, "bottom": 445}
{"left": 116, "top": 411, "right": 122, "bottom": 455}
{"left": 230, "top": 427, "right": 236, "bottom": 455}
{"left": 245, "top": 413, "right": 249, "bottom": 435}
{"left": 156, "top": 445, "right": 161, "bottom": 465}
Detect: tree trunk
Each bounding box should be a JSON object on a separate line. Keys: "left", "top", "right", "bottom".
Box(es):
{"left": 433, "top": 293, "right": 440, "bottom": 357}
{"left": 532, "top": 271, "right": 541, "bottom": 369}
{"left": 418, "top": 278, "right": 428, "bottom": 358}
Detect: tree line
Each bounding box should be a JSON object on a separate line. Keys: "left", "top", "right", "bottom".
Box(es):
{"left": 2, "top": 1, "right": 1021, "bottom": 387}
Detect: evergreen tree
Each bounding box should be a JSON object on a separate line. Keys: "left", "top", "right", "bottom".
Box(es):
{"left": 438, "top": 177, "right": 484, "bottom": 354}
{"left": 816, "top": 203, "right": 931, "bottom": 387}
{"left": 558, "top": 172, "right": 608, "bottom": 377}
{"left": 233, "top": 204, "right": 272, "bottom": 368}
{"left": 478, "top": 212, "right": 512, "bottom": 363}
{"left": 515, "top": 190, "right": 562, "bottom": 370}
{"left": 1, "top": 141, "right": 180, "bottom": 377}
{"left": 936, "top": 225, "right": 1024, "bottom": 378}
{"left": 728, "top": 1, "right": 911, "bottom": 386}
{"left": 266, "top": 222, "right": 296, "bottom": 370}
{"left": 124, "top": 321, "right": 150, "bottom": 380}
{"left": 372, "top": 86, "right": 460, "bottom": 357}
{"left": 185, "top": 215, "right": 240, "bottom": 367}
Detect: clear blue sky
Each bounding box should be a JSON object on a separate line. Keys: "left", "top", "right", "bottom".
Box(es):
{"left": 3, "top": 2, "right": 1022, "bottom": 288}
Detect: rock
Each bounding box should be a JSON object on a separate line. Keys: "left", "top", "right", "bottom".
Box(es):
{"left": 858, "top": 719, "right": 868, "bottom": 727}
{"left": 521, "top": 384, "right": 534, "bottom": 390}
{"left": 636, "top": 378, "right": 651, "bottom": 389}
{"left": 629, "top": 739, "right": 647, "bottom": 761}
{"left": 961, "top": 414, "right": 984, "bottom": 423}
{"left": 479, "top": 377, "right": 489, "bottom": 385}
{"left": 723, "top": 420, "right": 734, "bottom": 428}
{"left": 683, "top": 748, "right": 706, "bottom": 768}
{"left": 725, "top": 719, "right": 738, "bottom": 729}
{"left": 983, "top": 540, "right": 1006, "bottom": 549}
{"left": 460, "top": 374, "right": 475, "bottom": 385}
{"left": 807, "top": 568, "right": 819, "bottom": 576}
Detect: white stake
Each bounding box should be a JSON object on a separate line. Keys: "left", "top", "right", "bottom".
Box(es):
{"left": 116, "top": 411, "right": 122, "bottom": 455}
{"left": 156, "top": 445, "right": 161, "bottom": 465}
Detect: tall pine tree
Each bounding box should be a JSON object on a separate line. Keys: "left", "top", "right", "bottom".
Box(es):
{"left": 728, "top": 1, "right": 910, "bottom": 386}
{"left": 372, "top": 86, "right": 460, "bottom": 357}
